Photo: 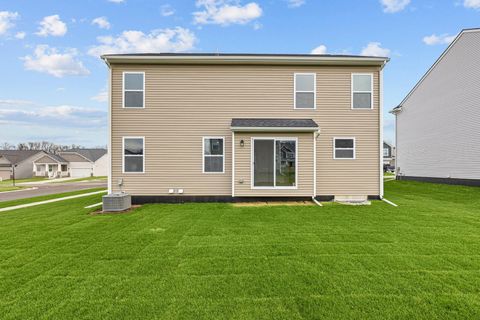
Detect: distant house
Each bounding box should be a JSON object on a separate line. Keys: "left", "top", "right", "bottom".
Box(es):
{"left": 0, "top": 150, "right": 47, "bottom": 179}
{"left": 0, "top": 148, "right": 108, "bottom": 180}
{"left": 383, "top": 142, "right": 395, "bottom": 167}
{"left": 33, "top": 153, "right": 69, "bottom": 178}
{"left": 391, "top": 28, "right": 480, "bottom": 186}
{"left": 59, "top": 149, "right": 108, "bottom": 177}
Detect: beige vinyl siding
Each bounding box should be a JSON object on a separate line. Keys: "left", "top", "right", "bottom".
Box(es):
{"left": 234, "top": 132, "right": 314, "bottom": 197}
{"left": 110, "top": 64, "right": 380, "bottom": 196}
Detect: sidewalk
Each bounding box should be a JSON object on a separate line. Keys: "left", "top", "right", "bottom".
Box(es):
{"left": 0, "top": 190, "right": 107, "bottom": 212}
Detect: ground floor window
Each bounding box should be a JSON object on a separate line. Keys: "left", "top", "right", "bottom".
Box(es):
{"left": 203, "top": 137, "right": 224, "bottom": 173}
{"left": 333, "top": 137, "right": 355, "bottom": 159}
{"left": 123, "top": 137, "right": 145, "bottom": 173}
{"left": 61, "top": 164, "right": 67, "bottom": 172}
{"left": 253, "top": 138, "right": 297, "bottom": 188}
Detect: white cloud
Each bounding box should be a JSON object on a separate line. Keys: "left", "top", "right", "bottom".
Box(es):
{"left": 36, "top": 15, "right": 67, "bottom": 37}
{"left": 15, "top": 31, "right": 26, "bottom": 39}
{"left": 88, "top": 27, "right": 196, "bottom": 56}
{"left": 380, "top": 0, "right": 410, "bottom": 13}
{"left": 92, "top": 17, "right": 111, "bottom": 29}
{"left": 108, "top": 0, "right": 125, "bottom": 3}
{"left": 311, "top": 44, "right": 327, "bottom": 54}
{"left": 360, "top": 42, "right": 390, "bottom": 57}
{"left": 91, "top": 89, "right": 108, "bottom": 102}
{"left": 0, "top": 11, "right": 19, "bottom": 35}
{"left": 423, "top": 33, "right": 456, "bottom": 45}
{"left": 0, "top": 105, "right": 106, "bottom": 128}
{"left": 22, "top": 45, "right": 90, "bottom": 77}
{"left": 287, "top": 0, "right": 305, "bottom": 8}
{"left": 193, "top": 0, "right": 262, "bottom": 26}
{"left": 161, "top": 4, "right": 175, "bottom": 16}
{"left": 464, "top": 0, "right": 480, "bottom": 9}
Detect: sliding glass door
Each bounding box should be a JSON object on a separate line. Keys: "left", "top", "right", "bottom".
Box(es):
{"left": 253, "top": 138, "right": 297, "bottom": 188}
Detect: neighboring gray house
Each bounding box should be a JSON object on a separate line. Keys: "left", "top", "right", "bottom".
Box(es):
{"left": 59, "top": 149, "right": 108, "bottom": 177}
{"left": 0, "top": 148, "right": 108, "bottom": 180}
{"left": 0, "top": 150, "right": 47, "bottom": 179}
{"left": 383, "top": 141, "right": 395, "bottom": 168}
{"left": 391, "top": 28, "right": 480, "bottom": 186}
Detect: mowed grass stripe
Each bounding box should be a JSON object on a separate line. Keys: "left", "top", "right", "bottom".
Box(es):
{"left": 0, "top": 181, "right": 480, "bottom": 319}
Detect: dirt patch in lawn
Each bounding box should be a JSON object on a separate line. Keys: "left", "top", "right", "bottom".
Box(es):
{"left": 233, "top": 201, "right": 315, "bottom": 207}
{"left": 89, "top": 205, "right": 142, "bottom": 215}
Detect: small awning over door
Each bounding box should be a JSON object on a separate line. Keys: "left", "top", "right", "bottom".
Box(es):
{"left": 231, "top": 118, "right": 319, "bottom": 132}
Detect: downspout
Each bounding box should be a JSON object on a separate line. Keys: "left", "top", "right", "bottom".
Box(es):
{"left": 232, "top": 131, "right": 235, "bottom": 198}
{"left": 102, "top": 57, "right": 113, "bottom": 194}
{"left": 312, "top": 130, "right": 322, "bottom": 206}
{"left": 379, "top": 61, "right": 385, "bottom": 199}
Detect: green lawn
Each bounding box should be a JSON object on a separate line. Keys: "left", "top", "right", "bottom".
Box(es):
{"left": 1, "top": 181, "right": 480, "bottom": 319}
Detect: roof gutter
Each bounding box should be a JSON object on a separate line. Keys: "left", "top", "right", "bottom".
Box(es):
{"left": 230, "top": 127, "right": 320, "bottom": 132}
{"left": 101, "top": 55, "right": 389, "bottom": 66}
{"left": 390, "top": 105, "right": 403, "bottom": 114}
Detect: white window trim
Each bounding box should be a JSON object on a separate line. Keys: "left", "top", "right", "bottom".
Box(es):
{"left": 122, "top": 71, "right": 145, "bottom": 109}
{"left": 202, "top": 136, "right": 225, "bottom": 174}
{"left": 122, "top": 136, "right": 145, "bottom": 174}
{"left": 294, "top": 73, "right": 316, "bottom": 110}
{"left": 333, "top": 137, "right": 356, "bottom": 160}
{"left": 351, "top": 73, "right": 373, "bottom": 110}
{"left": 250, "top": 137, "right": 298, "bottom": 190}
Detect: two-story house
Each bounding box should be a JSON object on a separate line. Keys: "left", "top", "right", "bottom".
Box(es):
{"left": 102, "top": 53, "right": 388, "bottom": 203}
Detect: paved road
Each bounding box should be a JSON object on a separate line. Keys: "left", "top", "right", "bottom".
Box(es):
{"left": 0, "top": 181, "right": 107, "bottom": 202}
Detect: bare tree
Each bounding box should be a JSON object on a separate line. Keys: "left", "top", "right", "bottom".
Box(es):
{"left": 11, "top": 141, "right": 86, "bottom": 153}
{"left": 0, "top": 142, "right": 15, "bottom": 150}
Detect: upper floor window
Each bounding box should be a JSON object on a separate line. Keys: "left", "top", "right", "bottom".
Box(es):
{"left": 294, "top": 73, "right": 316, "bottom": 109}
{"left": 203, "top": 137, "right": 224, "bottom": 173}
{"left": 333, "top": 138, "right": 355, "bottom": 159}
{"left": 352, "top": 73, "right": 373, "bottom": 109}
{"left": 123, "top": 72, "right": 145, "bottom": 108}
{"left": 123, "top": 137, "right": 144, "bottom": 173}
{"left": 383, "top": 148, "right": 390, "bottom": 157}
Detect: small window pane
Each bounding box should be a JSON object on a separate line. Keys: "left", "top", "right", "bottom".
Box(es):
{"left": 125, "top": 156, "right": 143, "bottom": 172}
{"left": 204, "top": 157, "right": 223, "bottom": 172}
{"left": 296, "top": 74, "right": 315, "bottom": 91}
{"left": 335, "top": 149, "right": 354, "bottom": 159}
{"left": 276, "top": 140, "right": 296, "bottom": 187}
{"left": 353, "top": 74, "right": 372, "bottom": 91}
{"left": 335, "top": 139, "right": 354, "bottom": 148}
{"left": 124, "top": 138, "right": 143, "bottom": 155}
{"left": 295, "top": 92, "right": 315, "bottom": 109}
{"left": 353, "top": 92, "right": 372, "bottom": 109}
{"left": 125, "top": 73, "right": 144, "bottom": 90}
{"left": 124, "top": 91, "right": 144, "bottom": 108}
{"left": 204, "top": 139, "right": 223, "bottom": 155}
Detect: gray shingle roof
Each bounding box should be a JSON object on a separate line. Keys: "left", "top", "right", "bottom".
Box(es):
{"left": 231, "top": 118, "right": 318, "bottom": 128}
{"left": 65, "top": 149, "right": 107, "bottom": 162}
{"left": 0, "top": 150, "right": 45, "bottom": 165}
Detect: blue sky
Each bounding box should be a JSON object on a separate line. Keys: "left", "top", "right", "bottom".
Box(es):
{"left": 0, "top": 0, "right": 479, "bottom": 147}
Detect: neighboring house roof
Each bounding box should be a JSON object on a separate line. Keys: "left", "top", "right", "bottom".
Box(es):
{"left": 391, "top": 28, "right": 480, "bottom": 114}
{"left": 34, "top": 153, "right": 68, "bottom": 164}
{"left": 102, "top": 53, "right": 389, "bottom": 67}
{"left": 231, "top": 119, "right": 318, "bottom": 131}
{"left": 0, "top": 150, "right": 45, "bottom": 165}
{"left": 64, "top": 149, "right": 107, "bottom": 162}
